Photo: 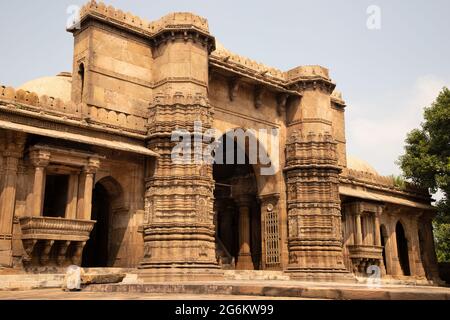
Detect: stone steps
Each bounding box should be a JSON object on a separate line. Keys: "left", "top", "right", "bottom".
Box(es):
{"left": 83, "top": 281, "right": 450, "bottom": 300}
{"left": 224, "top": 270, "right": 290, "bottom": 281}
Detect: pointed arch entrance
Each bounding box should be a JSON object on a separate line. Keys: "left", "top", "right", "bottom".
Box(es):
{"left": 213, "top": 129, "right": 280, "bottom": 270}
{"left": 82, "top": 176, "right": 124, "bottom": 267}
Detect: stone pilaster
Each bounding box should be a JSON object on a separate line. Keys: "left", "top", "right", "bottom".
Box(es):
{"left": 30, "top": 150, "right": 51, "bottom": 217}
{"left": 235, "top": 195, "right": 253, "bottom": 270}
{"left": 409, "top": 214, "right": 426, "bottom": 278}
{"left": 0, "top": 132, "right": 26, "bottom": 267}
{"left": 284, "top": 131, "right": 351, "bottom": 281}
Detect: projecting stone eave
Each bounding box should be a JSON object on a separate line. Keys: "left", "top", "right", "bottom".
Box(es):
{"left": 339, "top": 169, "right": 434, "bottom": 211}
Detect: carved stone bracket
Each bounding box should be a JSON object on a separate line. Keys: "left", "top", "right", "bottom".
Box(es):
{"left": 276, "top": 93, "right": 288, "bottom": 116}
{"left": 254, "top": 86, "right": 265, "bottom": 109}
{"left": 228, "top": 77, "right": 241, "bottom": 101}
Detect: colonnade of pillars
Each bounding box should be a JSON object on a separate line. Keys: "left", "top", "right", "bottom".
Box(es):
{"left": 29, "top": 148, "right": 100, "bottom": 221}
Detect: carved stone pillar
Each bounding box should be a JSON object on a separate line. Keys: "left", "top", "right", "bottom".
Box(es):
{"left": 30, "top": 150, "right": 51, "bottom": 217}
{"left": 285, "top": 131, "right": 350, "bottom": 281}
{"left": 409, "top": 215, "right": 426, "bottom": 278}
{"left": 374, "top": 209, "right": 382, "bottom": 246}
{"left": 139, "top": 19, "right": 219, "bottom": 281}
{"left": 387, "top": 215, "right": 402, "bottom": 276}
{"left": 0, "top": 132, "right": 25, "bottom": 266}
{"left": 77, "top": 158, "right": 100, "bottom": 221}
{"left": 65, "top": 174, "right": 79, "bottom": 219}
{"left": 235, "top": 195, "right": 253, "bottom": 270}
{"left": 355, "top": 211, "right": 363, "bottom": 246}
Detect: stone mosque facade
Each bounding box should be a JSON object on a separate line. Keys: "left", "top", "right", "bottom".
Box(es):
{"left": 0, "top": 1, "right": 441, "bottom": 283}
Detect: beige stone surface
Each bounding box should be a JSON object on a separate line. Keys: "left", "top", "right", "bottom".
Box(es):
{"left": 0, "top": 0, "right": 441, "bottom": 292}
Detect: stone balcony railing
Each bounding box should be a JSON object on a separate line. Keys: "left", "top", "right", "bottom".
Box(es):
{"left": 19, "top": 216, "right": 95, "bottom": 269}
{"left": 347, "top": 244, "right": 383, "bottom": 274}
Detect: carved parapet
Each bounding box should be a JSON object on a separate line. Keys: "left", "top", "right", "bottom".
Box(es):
{"left": 211, "top": 45, "right": 285, "bottom": 81}
{"left": 19, "top": 216, "right": 95, "bottom": 269}
{"left": 78, "top": 0, "right": 209, "bottom": 33}
{"left": 75, "top": 1, "right": 215, "bottom": 52}
{"left": 19, "top": 216, "right": 95, "bottom": 241}
{"left": 0, "top": 85, "right": 82, "bottom": 119}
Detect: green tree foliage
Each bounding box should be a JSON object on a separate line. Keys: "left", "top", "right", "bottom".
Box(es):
{"left": 398, "top": 87, "right": 450, "bottom": 262}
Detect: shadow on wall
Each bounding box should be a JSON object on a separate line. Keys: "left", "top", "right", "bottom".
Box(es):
{"left": 439, "top": 263, "right": 450, "bottom": 284}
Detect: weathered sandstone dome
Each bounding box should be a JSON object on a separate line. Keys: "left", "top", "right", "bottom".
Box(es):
{"left": 347, "top": 155, "right": 379, "bottom": 175}
{"left": 19, "top": 72, "right": 72, "bottom": 102}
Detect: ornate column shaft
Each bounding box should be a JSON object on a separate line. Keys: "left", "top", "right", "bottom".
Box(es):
{"left": 285, "top": 131, "right": 349, "bottom": 280}
{"left": 139, "top": 16, "right": 219, "bottom": 281}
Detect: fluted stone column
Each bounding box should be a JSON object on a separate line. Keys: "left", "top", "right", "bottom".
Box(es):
{"left": 235, "top": 195, "right": 253, "bottom": 270}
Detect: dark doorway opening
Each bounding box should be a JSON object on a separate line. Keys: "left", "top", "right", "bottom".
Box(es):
{"left": 82, "top": 182, "right": 110, "bottom": 267}
{"left": 43, "top": 174, "right": 69, "bottom": 218}
{"left": 396, "top": 221, "right": 411, "bottom": 276}
{"left": 380, "top": 225, "right": 388, "bottom": 273}
{"left": 213, "top": 132, "right": 261, "bottom": 270}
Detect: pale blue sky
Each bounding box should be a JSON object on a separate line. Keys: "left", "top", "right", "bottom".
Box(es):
{"left": 0, "top": 0, "right": 449, "bottom": 177}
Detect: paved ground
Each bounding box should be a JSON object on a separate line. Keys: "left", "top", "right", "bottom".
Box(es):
{"left": 0, "top": 289, "right": 311, "bottom": 300}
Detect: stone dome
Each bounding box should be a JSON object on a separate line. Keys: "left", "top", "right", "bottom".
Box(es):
{"left": 347, "top": 155, "right": 379, "bottom": 175}
{"left": 19, "top": 72, "right": 72, "bottom": 102}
